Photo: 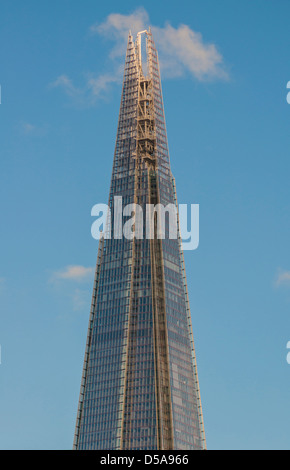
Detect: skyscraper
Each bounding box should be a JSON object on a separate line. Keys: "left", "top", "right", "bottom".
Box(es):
{"left": 73, "top": 29, "right": 206, "bottom": 451}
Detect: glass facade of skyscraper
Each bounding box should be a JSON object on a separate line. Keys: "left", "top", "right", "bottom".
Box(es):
{"left": 74, "top": 29, "right": 206, "bottom": 451}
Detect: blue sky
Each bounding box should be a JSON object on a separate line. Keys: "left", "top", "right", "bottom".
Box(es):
{"left": 0, "top": 0, "right": 290, "bottom": 450}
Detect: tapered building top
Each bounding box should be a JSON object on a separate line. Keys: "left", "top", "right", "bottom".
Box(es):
{"left": 74, "top": 29, "right": 206, "bottom": 451}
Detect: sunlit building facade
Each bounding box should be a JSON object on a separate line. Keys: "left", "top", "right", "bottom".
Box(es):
{"left": 73, "top": 29, "right": 206, "bottom": 451}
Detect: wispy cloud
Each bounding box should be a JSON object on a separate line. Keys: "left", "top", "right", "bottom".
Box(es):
{"left": 50, "top": 70, "right": 123, "bottom": 107}
{"left": 20, "top": 121, "right": 48, "bottom": 137}
{"left": 49, "top": 75, "right": 86, "bottom": 107}
{"left": 71, "top": 288, "right": 90, "bottom": 311}
{"left": 48, "top": 266, "right": 93, "bottom": 313}
{"left": 87, "top": 70, "right": 122, "bottom": 97}
{"left": 276, "top": 270, "right": 290, "bottom": 287}
{"left": 52, "top": 8, "right": 228, "bottom": 106}
{"left": 22, "top": 122, "right": 36, "bottom": 134}
{"left": 50, "top": 265, "right": 94, "bottom": 283}
{"left": 50, "top": 75, "right": 82, "bottom": 98}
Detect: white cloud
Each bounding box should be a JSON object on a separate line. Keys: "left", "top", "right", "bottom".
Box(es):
{"left": 152, "top": 23, "right": 228, "bottom": 81}
{"left": 91, "top": 8, "right": 228, "bottom": 81}
{"left": 276, "top": 270, "right": 290, "bottom": 287}
{"left": 51, "top": 265, "right": 94, "bottom": 282}
{"left": 91, "top": 7, "right": 149, "bottom": 59}
{"left": 52, "top": 8, "right": 228, "bottom": 105}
